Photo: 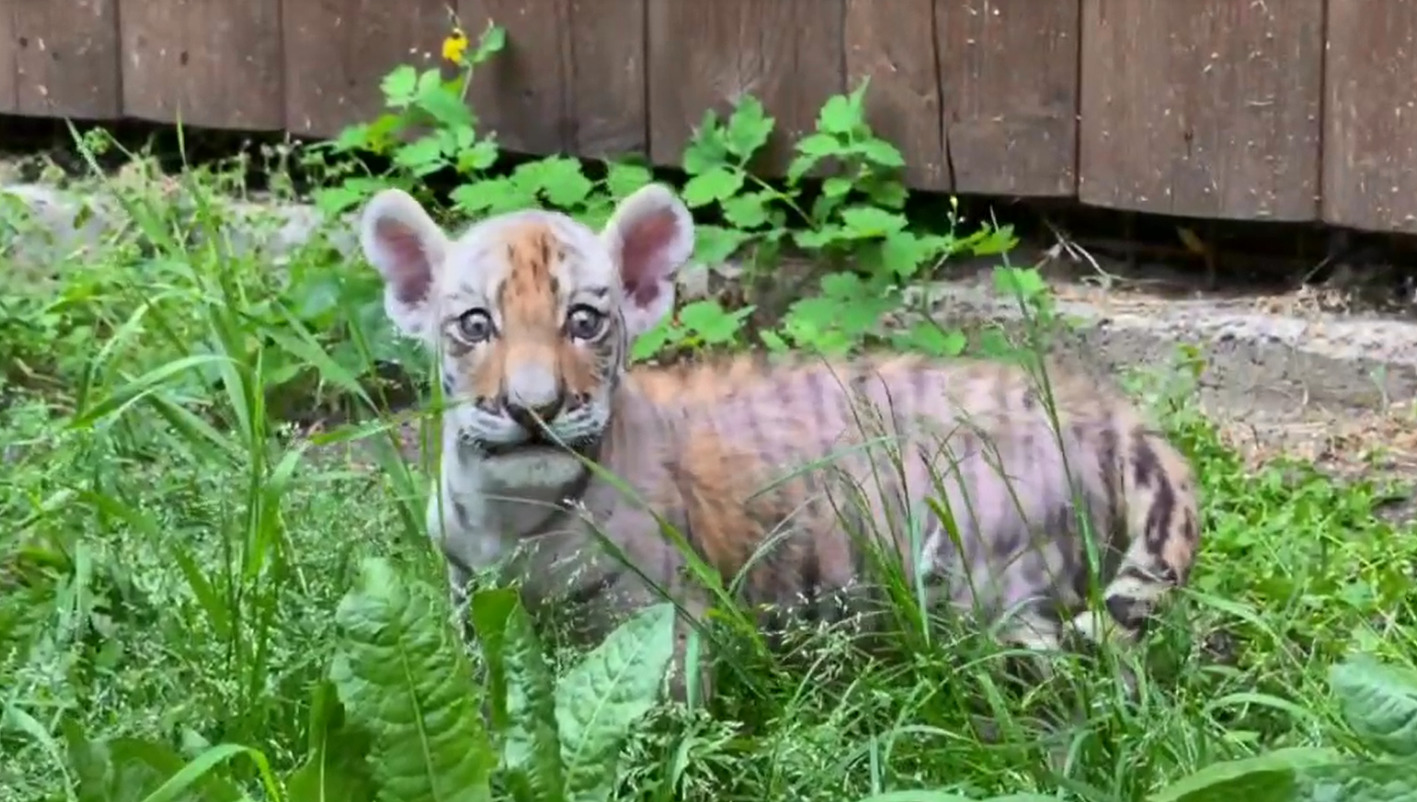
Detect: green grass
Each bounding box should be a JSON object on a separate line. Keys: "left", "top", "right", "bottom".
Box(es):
{"left": 2, "top": 146, "right": 1417, "bottom": 802}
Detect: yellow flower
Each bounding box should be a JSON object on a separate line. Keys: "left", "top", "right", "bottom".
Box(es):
{"left": 442, "top": 27, "right": 469, "bottom": 66}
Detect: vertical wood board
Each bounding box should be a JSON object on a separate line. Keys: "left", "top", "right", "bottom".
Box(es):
{"left": 845, "top": 0, "right": 947, "bottom": 191}
{"left": 568, "top": 0, "right": 647, "bottom": 157}
{"left": 1322, "top": 2, "right": 1417, "bottom": 233}
{"left": 0, "top": 5, "right": 19, "bottom": 112}
{"left": 461, "top": 0, "right": 573, "bottom": 155}
{"left": 121, "top": 0, "right": 284, "bottom": 130}
{"left": 936, "top": 0, "right": 1080, "bottom": 197}
{"left": 646, "top": 0, "right": 846, "bottom": 174}
{"left": 284, "top": 0, "right": 450, "bottom": 140}
{"left": 7, "top": 0, "right": 120, "bottom": 119}
{"left": 1078, "top": 0, "right": 1323, "bottom": 221}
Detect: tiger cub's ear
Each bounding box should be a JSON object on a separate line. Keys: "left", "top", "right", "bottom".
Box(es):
{"left": 601, "top": 184, "right": 695, "bottom": 340}
{"left": 359, "top": 189, "right": 450, "bottom": 343}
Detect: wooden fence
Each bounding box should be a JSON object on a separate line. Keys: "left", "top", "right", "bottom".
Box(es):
{"left": 1, "top": 0, "right": 1414, "bottom": 235}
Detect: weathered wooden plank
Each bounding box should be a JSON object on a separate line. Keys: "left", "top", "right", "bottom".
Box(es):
{"left": 845, "top": 0, "right": 947, "bottom": 191}
{"left": 120, "top": 0, "right": 283, "bottom": 130}
{"left": 1322, "top": 3, "right": 1417, "bottom": 233}
{"left": 4, "top": 0, "right": 120, "bottom": 119}
{"left": 284, "top": 0, "right": 449, "bottom": 140}
{"left": 647, "top": 0, "right": 846, "bottom": 174}
{"left": 936, "top": 0, "right": 1079, "bottom": 197}
{"left": 568, "top": 0, "right": 646, "bottom": 158}
{"left": 1078, "top": 0, "right": 1323, "bottom": 221}
{"left": 461, "top": 0, "right": 572, "bottom": 155}
{"left": 0, "top": 5, "right": 18, "bottom": 113}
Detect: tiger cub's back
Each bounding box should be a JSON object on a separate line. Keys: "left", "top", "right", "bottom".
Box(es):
{"left": 622, "top": 351, "right": 1200, "bottom": 648}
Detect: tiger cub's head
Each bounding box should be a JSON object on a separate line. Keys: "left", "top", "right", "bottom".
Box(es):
{"left": 358, "top": 185, "right": 694, "bottom": 480}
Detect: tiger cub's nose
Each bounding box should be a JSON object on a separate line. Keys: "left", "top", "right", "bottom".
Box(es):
{"left": 503, "top": 395, "right": 564, "bottom": 434}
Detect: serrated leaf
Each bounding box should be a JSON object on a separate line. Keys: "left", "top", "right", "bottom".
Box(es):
{"left": 721, "top": 191, "right": 772, "bottom": 229}
{"left": 452, "top": 177, "right": 538, "bottom": 216}
{"left": 839, "top": 206, "right": 908, "bottom": 238}
{"left": 817, "top": 93, "right": 861, "bottom": 137}
{"left": 692, "top": 225, "right": 750, "bottom": 265}
{"left": 992, "top": 266, "right": 1048, "bottom": 302}
{"left": 473, "top": 22, "right": 506, "bottom": 62}
{"left": 680, "top": 166, "right": 744, "bottom": 208}
{"left": 785, "top": 154, "right": 821, "bottom": 185}
{"left": 416, "top": 86, "right": 475, "bottom": 131}
{"left": 471, "top": 589, "right": 566, "bottom": 802}
{"left": 380, "top": 65, "right": 419, "bottom": 107}
{"left": 1330, "top": 656, "right": 1417, "bottom": 758}
{"left": 863, "top": 178, "right": 910, "bottom": 209}
{"left": 330, "top": 557, "right": 493, "bottom": 802}
{"left": 881, "top": 231, "right": 943, "bottom": 279}
{"left": 725, "top": 96, "right": 774, "bottom": 159}
{"left": 822, "top": 177, "right": 854, "bottom": 198}
{"left": 606, "top": 162, "right": 653, "bottom": 198}
{"left": 457, "top": 139, "right": 500, "bottom": 174}
{"left": 683, "top": 112, "right": 729, "bottom": 174}
{"left": 896, "top": 323, "right": 966, "bottom": 358}
{"left": 393, "top": 137, "right": 448, "bottom": 175}
{"left": 630, "top": 320, "right": 676, "bottom": 362}
{"left": 677, "top": 300, "right": 753, "bottom": 344}
{"left": 534, "top": 157, "right": 596, "bottom": 209}
{"left": 556, "top": 603, "right": 677, "bottom": 802}
{"left": 313, "top": 184, "right": 368, "bottom": 216}
{"left": 854, "top": 138, "right": 906, "bottom": 168}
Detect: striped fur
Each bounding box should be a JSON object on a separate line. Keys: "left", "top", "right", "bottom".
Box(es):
{"left": 357, "top": 185, "right": 1202, "bottom": 703}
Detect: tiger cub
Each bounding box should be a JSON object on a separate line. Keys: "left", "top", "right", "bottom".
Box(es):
{"left": 357, "top": 183, "right": 1201, "bottom": 702}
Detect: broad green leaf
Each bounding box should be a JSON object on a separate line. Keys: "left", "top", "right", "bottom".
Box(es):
{"left": 605, "top": 162, "right": 653, "bottom": 199}
{"left": 1148, "top": 747, "right": 1345, "bottom": 802}
{"left": 680, "top": 166, "right": 744, "bottom": 208}
{"left": 817, "top": 93, "right": 860, "bottom": 137}
{"left": 853, "top": 794, "right": 1056, "bottom": 802}
{"left": 416, "top": 86, "right": 475, "bottom": 132}
{"left": 895, "top": 322, "right": 966, "bottom": 358}
{"left": 380, "top": 65, "right": 419, "bottom": 106}
{"left": 457, "top": 139, "right": 500, "bottom": 174}
{"left": 1330, "top": 655, "right": 1417, "bottom": 757}
{"left": 471, "top": 588, "right": 567, "bottom": 802}
{"left": 721, "top": 191, "right": 773, "bottom": 229}
{"left": 839, "top": 206, "right": 908, "bottom": 238}
{"left": 855, "top": 138, "right": 907, "bottom": 168}
{"left": 682, "top": 112, "right": 728, "bottom": 174}
{"left": 330, "top": 557, "right": 494, "bottom": 802}
{"left": 881, "top": 231, "right": 942, "bottom": 279}
{"left": 556, "top": 603, "right": 677, "bottom": 802}
{"left": 692, "top": 225, "right": 750, "bottom": 265}
{"left": 537, "top": 158, "right": 596, "bottom": 209}
{"left": 1297, "top": 760, "right": 1417, "bottom": 800}
{"left": 393, "top": 137, "right": 448, "bottom": 175}
{"left": 725, "top": 96, "right": 775, "bottom": 159}
{"left": 822, "top": 176, "right": 854, "bottom": 198}
{"left": 473, "top": 22, "right": 507, "bottom": 63}
{"left": 286, "top": 681, "right": 376, "bottom": 802}
{"left": 452, "top": 177, "right": 537, "bottom": 216}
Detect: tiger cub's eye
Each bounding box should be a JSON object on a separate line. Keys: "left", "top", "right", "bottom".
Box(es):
{"left": 456, "top": 309, "right": 495, "bottom": 343}
{"left": 566, "top": 305, "right": 607, "bottom": 341}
